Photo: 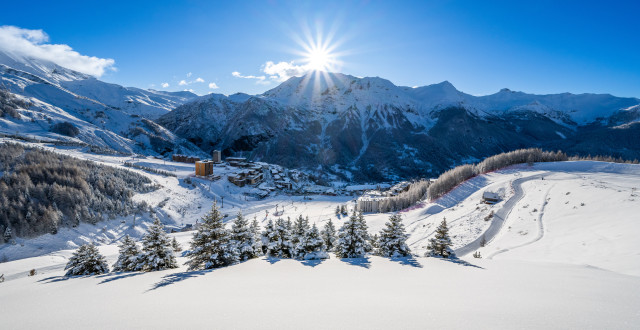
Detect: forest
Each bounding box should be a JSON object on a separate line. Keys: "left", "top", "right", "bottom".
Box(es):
{"left": 0, "top": 143, "right": 156, "bottom": 243}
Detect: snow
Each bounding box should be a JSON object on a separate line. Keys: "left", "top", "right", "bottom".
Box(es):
{"left": 1, "top": 143, "right": 639, "bottom": 327}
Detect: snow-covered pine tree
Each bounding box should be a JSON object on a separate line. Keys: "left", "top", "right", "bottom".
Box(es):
{"left": 321, "top": 219, "right": 337, "bottom": 252}
{"left": 112, "top": 235, "right": 141, "bottom": 272}
{"left": 264, "top": 218, "right": 293, "bottom": 258}
{"left": 426, "top": 218, "right": 455, "bottom": 258}
{"left": 300, "top": 223, "right": 328, "bottom": 260}
{"left": 137, "top": 217, "right": 178, "bottom": 271}
{"left": 185, "top": 202, "right": 238, "bottom": 270}
{"left": 291, "top": 215, "right": 310, "bottom": 259}
{"left": 65, "top": 243, "right": 109, "bottom": 276}
{"left": 230, "top": 212, "right": 256, "bottom": 261}
{"left": 250, "top": 217, "right": 263, "bottom": 257}
{"left": 3, "top": 227, "right": 12, "bottom": 242}
{"left": 378, "top": 214, "right": 411, "bottom": 257}
{"left": 357, "top": 212, "right": 373, "bottom": 253}
{"left": 336, "top": 212, "right": 371, "bottom": 258}
{"left": 171, "top": 237, "right": 182, "bottom": 252}
{"left": 335, "top": 206, "right": 340, "bottom": 216}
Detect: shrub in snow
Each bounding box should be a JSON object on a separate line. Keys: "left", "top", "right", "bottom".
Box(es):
{"left": 230, "top": 212, "right": 257, "bottom": 262}
{"left": 185, "top": 202, "right": 238, "bottom": 270}
{"left": 112, "top": 235, "right": 141, "bottom": 272}
{"left": 321, "top": 219, "right": 337, "bottom": 252}
{"left": 291, "top": 215, "right": 310, "bottom": 259}
{"left": 65, "top": 243, "right": 109, "bottom": 276}
{"left": 171, "top": 237, "right": 182, "bottom": 252}
{"left": 426, "top": 219, "right": 455, "bottom": 258}
{"left": 336, "top": 212, "right": 372, "bottom": 258}
{"left": 378, "top": 214, "right": 411, "bottom": 257}
{"left": 137, "top": 218, "right": 178, "bottom": 271}
{"left": 263, "top": 218, "right": 293, "bottom": 258}
{"left": 299, "top": 224, "right": 328, "bottom": 260}
{"left": 50, "top": 121, "right": 80, "bottom": 137}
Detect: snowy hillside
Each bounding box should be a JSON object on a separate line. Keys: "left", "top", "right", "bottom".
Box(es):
{"left": 161, "top": 71, "right": 640, "bottom": 181}
{"left": 0, "top": 146, "right": 639, "bottom": 328}
{"left": 0, "top": 50, "right": 201, "bottom": 156}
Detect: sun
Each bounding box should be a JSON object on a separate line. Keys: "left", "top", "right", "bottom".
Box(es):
{"left": 306, "top": 46, "right": 332, "bottom": 72}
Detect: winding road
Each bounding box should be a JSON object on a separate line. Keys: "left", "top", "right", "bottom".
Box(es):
{"left": 454, "top": 173, "right": 546, "bottom": 257}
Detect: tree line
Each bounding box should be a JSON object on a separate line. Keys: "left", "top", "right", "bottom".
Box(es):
{"left": 427, "top": 148, "right": 568, "bottom": 201}
{"left": 64, "top": 202, "right": 456, "bottom": 276}
{"left": 0, "top": 143, "right": 156, "bottom": 243}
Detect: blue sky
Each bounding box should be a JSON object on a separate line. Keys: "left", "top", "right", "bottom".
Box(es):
{"left": 1, "top": 0, "right": 639, "bottom": 97}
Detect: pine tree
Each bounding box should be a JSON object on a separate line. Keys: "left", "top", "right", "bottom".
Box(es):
{"left": 185, "top": 202, "right": 238, "bottom": 270}
{"left": 137, "top": 217, "right": 178, "bottom": 271}
{"left": 171, "top": 237, "right": 182, "bottom": 252}
{"left": 378, "top": 214, "right": 411, "bottom": 257}
{"left": 249, "top": 217, "right": 263, "bottom": 257}
{"left": 299, "top": 223, "right": 328, "bottom": 260}
{"left": 291, "top": 215, "right": 310, "bottom": 259}
{"left": 3, "top": 227, "right": 12, "bottom": 242}
{"left": 230, "top": 212, "right": 256, "bottom": 261}
{"left": 65, "top": 243, "right": 109, "bottom": 276}
{"left": 357, "top": 212, "right": 373, "bottom": 253}
{"left": 336, "top": 212, "right": 371, "bottom": 258}
{"left": 426, "top": 218, "right": 455, "bottom": 258}
{"left": 321, "top": 219, "right": 337, "bottom": 252}
{"left": 264, "top": 218, "right": 293, "bottom": 258}
{"left": 335, "top": 206, "right": 340, "bottom": 216}
{"left": 112, "top": 235, "right": 141, "bottom": 272}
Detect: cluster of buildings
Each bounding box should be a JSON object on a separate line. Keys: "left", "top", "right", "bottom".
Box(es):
{"left": 226, "top": 157, "right": 265, "bottom": 187}
{"left": 172, "top": 154, "right": 200, "bottom": 163}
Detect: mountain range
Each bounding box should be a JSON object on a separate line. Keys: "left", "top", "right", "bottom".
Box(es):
{"left": 1, "top": 52, "right": 639, "bottom": 181}
{"left": 159, "top": 71, "right": 640, "bottom": 181}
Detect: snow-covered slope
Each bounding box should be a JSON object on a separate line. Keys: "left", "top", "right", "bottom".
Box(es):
{"left": 0, "top": 154, "right": 639, "bottom": 329}
{"left": 0, "top": 50, "right": 201, "bottom": 155}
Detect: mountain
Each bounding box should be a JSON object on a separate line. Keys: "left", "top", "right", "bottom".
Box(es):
{"left": 0, "top": 50, "right": 203, "bottom": 156}
{"left": 159, "top": 72, "right": 640, "bottom": 181}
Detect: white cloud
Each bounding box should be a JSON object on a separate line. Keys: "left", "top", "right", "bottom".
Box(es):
{"left": 262, "top": 61, "right": 308, "bottom": 82}
{"left": 0, "top": 25, "right": 115, "bottom": 77}
{"left": 178, "top": 80, "right": 188, "bottom": 86}
{"left": 161, "top": 82, "right": 169, "bottom": 88}
{"left": 208, "top": 82, "right": 219, "bottom": 89}
{"left": 195, "top": 77, "right": 204, "bottom": 83}
{"left": 184, "top": 89, "right": 195, "bottom": 93}
{"left": 232, "top": 71, "right": 266, "bottom": 81}
{"left": 187, "top": 72, "right": 192, "bottom": 77}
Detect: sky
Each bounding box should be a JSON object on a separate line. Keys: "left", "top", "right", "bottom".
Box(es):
{"left": 1, "top": 0, "right": 639, "bottom": 97}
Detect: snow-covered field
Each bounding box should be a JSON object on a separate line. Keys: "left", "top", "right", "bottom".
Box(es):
{"left": 1, "top": 144, "right": 639, "bottom": 328}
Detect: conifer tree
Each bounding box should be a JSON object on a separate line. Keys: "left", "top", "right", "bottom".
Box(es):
{"left": 249, "top": 217, "right": 263, "bottom": 257}
{"left": 378, "top": 214, "right": 411, "bottom": 257}
{"left": 336, "top": 212, "right": 371, "bottom": 258}
{"left": 300, "top": 223, "right": 328, "bottom": 260}
{"left": 426, "top": 218, "right": 454, "bottom": 258}
{"left": 185, "top": 202, "right": 238, "bottom": 270}
{"left": 357, "top": 212, "right": 373, "bottom": 253}
{"left": 65, "top": 243, "right": 109, "bottom": 276}
{"left": 112, "top": 235, "right": 141, "bottom": 272}
{"left": 291, "top": 215, "right": 310, "bottom": 259}
{"left": 321, "top": 219, "right": 337, "bottom": 252}
{"left": 264, "top": 218, "right": 293, "bottom": 258}
{"left": 137, "top": 217, "right": 178, "bottom": 271}
{"left": 335, "top": 206, "right": 340, "bottom": 216}
{"left": 171, "top": 237, "right": 182, "bottom": 253}
{"left": 230, "top": 212, "right": 256, "bottom": 261}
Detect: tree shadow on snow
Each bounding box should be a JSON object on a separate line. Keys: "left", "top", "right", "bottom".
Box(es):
{"left": 38, "top": 275, "right": 82, "bottom": 283}
{"left": 437, "top": 256, "right": 484, "bottom": 269}
{"left": 147, "top": 268, "right": 215, "bottom": 291}
{"left": 299, "top": 258, "right": 327, "bottom": 267}
{"left": 389, "top": 256, "right": 423, "bottom": 268}
{"left": 340, "top": 257, "right": 371, "bottom": 269}
{"left": 97, "top": 272, "right": 145, "bottom": 284}
{"left": 264, "top": 256, "right": 282, "bottom": 264}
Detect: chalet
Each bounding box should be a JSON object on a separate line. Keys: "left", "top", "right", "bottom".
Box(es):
{"left": 227, "top": 157, "right": 247, "bottom": 167}
{"left": 482, "top": 191, "right": 500, "bottom": 204}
